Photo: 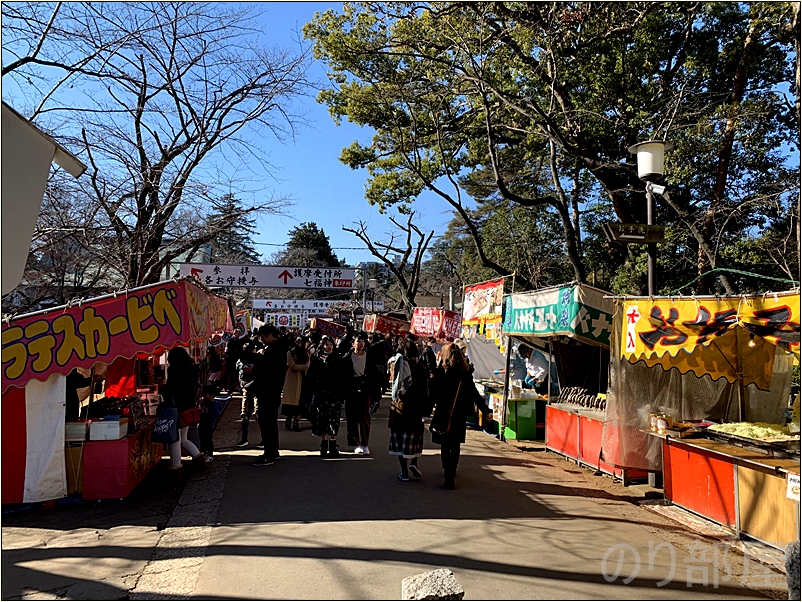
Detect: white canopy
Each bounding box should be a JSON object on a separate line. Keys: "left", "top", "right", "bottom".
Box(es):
{"left": 1, "top": 103, "right": 85, "bottom": 295}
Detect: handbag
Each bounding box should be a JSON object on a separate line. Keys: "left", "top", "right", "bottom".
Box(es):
{"left": 429, "top": 380, "right": 461, "bottom": 436}
{"left": 152, "top": 405, "right": 179, "bottom": 444}
{"left": 179, "top": 405, "right": 201, "bottom": 429}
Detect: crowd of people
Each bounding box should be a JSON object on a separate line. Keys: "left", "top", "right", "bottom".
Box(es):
{"left": 200, "top": 323, "right": 492, "bottom": 489}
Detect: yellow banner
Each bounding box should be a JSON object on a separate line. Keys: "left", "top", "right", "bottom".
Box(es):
{"left": 621, "top": 292, "right": 800, "bottom": 389}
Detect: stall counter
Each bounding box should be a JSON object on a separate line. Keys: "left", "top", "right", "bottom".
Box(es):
{"left": 651, "top": 432, "right": 800, "bottom": 550}
{"left": 547, "top": 404, "right": 648, "bottom": 485}
{"left": 82, "top": 423, "right": 163, "bottom": 500}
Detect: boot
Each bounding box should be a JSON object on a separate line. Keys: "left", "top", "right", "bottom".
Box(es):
{"left": 193, "top": 454, "right": 209, "bottom": 471}
{"left": 328, "top": 439, "right": 340, "bottom": 457}
{"left": 284, "top": 416, "right": 292, "bottom": 431}
{"left": 320, "top": 440, "right": 328, "bottom": 457}
{"left": 169, "top": 466, "right": 183, "bottom": 482}
{"left": 237, "top": 419, "right": 249, "bottom": 447}
{"left": 292, "top": 418, "right": 301, "bottom": 432}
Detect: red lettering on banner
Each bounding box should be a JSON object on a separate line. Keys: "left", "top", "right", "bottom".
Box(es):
{"left": 332, "top": 279, "right": 352, "bottom": 288}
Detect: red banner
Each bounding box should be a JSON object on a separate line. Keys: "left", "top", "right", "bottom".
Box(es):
{"left": 363, "top": 314, "right": 410, "bottom": 336}
{"left": 410, "top": 308, "right": 462, "bottom": 341}
{"left": 2, "top": 279, "right": 233, "bottom": 393}
{"left": 309, "top": 318, "right": 347, "bottom": 338}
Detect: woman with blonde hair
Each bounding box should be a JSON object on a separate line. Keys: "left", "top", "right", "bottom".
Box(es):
{"left": 282, "top": 335, "right": 310, "bottom": 432}
{"left": 429, "top": 343, "right": 492, "bottom": 489}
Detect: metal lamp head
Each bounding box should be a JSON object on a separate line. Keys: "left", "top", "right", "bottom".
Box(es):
{"left": 627, "top": 140, "right": 673, "bottom": 182}
{"left": 368, "top": 278, "right": 378, "bottom": 290}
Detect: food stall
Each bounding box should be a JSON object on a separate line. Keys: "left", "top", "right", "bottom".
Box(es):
{"left": 502, "top": 283, "right": 647, "bottom": 481}
{"left": 2, "top": 277, "right": 234, "bottom": 503}
{"left": 363, "top": 313, "right": 410, "bottom": 337}
{"left": 603, "top": 291, "right": 800, "bottom": 548}
{"left": 460, "top": 278, "right": 508, "bottom": 434}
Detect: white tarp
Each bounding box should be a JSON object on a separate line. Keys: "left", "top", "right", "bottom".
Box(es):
{"left": 23, "top": 373, "right": 67, "bottom": 502}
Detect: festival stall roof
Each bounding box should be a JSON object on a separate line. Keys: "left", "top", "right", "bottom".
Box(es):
{"left": 2, "top": 277, "right": 235, "bottom": 394}
{"left": 616, "top": 291, "right": 800, "bottom": 390}
{"left": 502, "top": 283, "right": 615, "bottom": 348}
{"left": 1, "top": 277, "right": 234, "bottom": 503}
{"left": 502, "top": 283, "right": 615, "bottom": 395}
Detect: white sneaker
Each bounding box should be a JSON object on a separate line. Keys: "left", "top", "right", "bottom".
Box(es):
{"left": 353, "top": 446, "right": 364, "bottom": 454}
{"left": 362, "top": 445, "right": 370, "bottom": 455}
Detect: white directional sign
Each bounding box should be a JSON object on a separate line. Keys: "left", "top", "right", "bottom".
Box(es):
{"left": 177, "top": 263, "right": 355, "bottom": 289}
{"left": 253, "top": 299, "right": 385, "bottom": 313}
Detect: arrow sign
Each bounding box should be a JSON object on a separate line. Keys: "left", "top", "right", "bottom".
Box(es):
{"left": 278, "top": 270, "right": 293, "bottom": 284}
{"left": 190, "top": 267, "right": 204, "bottom": 278}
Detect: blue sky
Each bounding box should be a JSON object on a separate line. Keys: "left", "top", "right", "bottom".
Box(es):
{"left": 252, "top": 2, "right": 454, "bottom": 266}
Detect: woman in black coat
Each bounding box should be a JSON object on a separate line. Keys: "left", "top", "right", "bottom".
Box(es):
{"left": 429, "top": 343, "right": 492, "bottom": 489}
{"left": 306, "top": 336, "right": 344, "bottom": 457}
{"left": 388, "top": 338, "right": 429, "bottom": 481}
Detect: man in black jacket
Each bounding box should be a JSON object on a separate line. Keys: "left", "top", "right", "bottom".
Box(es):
{"left": 251, "top": 325, "right": 290, "bottom": 466}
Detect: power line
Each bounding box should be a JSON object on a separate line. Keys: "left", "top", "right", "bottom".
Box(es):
{"left": 253, "top": 241, "right": 373, "bottom": 250}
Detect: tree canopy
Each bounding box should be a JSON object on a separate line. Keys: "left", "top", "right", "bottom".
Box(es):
{"left": 272, "top": 222, "right": 342, "bottom": 267}
{"left": 304, "top": 1, "right": 799, "bottom": 295}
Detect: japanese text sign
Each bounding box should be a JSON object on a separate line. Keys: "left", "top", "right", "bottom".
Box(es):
{"left": 410, "top": 307, "right": 462, "bottom": 341}
{"left": 462, "top": 278, "right": 505, "bottom": 325}
{"left": 620, "top": 292, "right": 800, "bottom": 389}
{"left": 502, "top": 284, "right": 614, "bottom": 348}
{"left": 363, "top": 314, "right": 410, "bottom": 336}
{"left": 309, "top": 318, "right": 347, "bottom": 338}
{"left": 2, "top": 279, "right": 233, "bottom": 393}
{"left": 178, "top": 263, "right": 355, "bottom": 289}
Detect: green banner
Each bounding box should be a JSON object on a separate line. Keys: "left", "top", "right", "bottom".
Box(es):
{"left": 503, "top": 284, "right": 613, "bottom": 347}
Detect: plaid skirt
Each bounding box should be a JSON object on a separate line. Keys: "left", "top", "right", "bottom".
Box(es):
{"left": 388, "top": 430, "right": 424, "bottom": 458}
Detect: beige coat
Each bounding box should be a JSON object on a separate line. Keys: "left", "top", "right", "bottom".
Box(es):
{"left": 282, "top": 350, "right": 309, "bottom": 406}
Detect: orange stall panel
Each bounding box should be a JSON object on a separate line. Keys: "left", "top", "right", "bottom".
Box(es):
{"left": 546, "top": 405, "right": 578, "bottom": 459}
{"left": 664, "top": 440, "right": 736, "bottom": 527}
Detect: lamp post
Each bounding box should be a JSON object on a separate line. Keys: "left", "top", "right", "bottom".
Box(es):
{"left": 627, "top": 140, "right": 673, "bottom": 296}
{"left": 368, "top": 278, "right": 378, "bottom": 312}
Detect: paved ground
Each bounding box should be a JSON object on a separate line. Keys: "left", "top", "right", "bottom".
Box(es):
{"left": 1, "top": 394, "right": 790, "bottom": 600}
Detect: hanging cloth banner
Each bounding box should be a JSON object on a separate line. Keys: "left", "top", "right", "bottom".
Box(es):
{"left": 620, "top": 291, "right": 800, "bottom": 389}
{"left": 462, "top": 278, "right": 505, "bottom": 325}
{"left": 502, "top": 283, "right": 614, "bottom": 348}
{"left": 410, "top": 307, "right": 462, "bottom": 341}
{"left": 2, "top": 278, "right": 233, "bottom": 394}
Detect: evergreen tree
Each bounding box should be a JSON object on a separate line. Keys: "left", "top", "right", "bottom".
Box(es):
{"left": 273, "top": 222, "right": 341, "bottom": 266}
{"left": 207, "top": 195, "right": 262, "bottom": 264}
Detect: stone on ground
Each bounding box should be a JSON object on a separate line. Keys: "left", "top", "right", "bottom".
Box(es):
{"left": 401, "top": 568, "right": 464, "bottom": 601}
{"left": 786, "top": 540, "right": 800, "bottom": 600}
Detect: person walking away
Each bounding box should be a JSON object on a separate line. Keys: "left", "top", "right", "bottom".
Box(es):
{"left": 225, "top": 327, "right": 245, "bottom": 394}
{"left": 199, "top": 385, "right": 221, "bottom": 462}
{"left": 420, "top": 337, "right": 438, "bottom": 381}
{"left": 388, "top": 339, "right": 429, "bottom": 481}
{"left": 307, "top": 336, "right": 345, "bottom": 457}
{"left": 369, "top": 333, "right": 389, "bottom": 415}
{"left": 341, "top": 332, "right": 376, "bottom": 454}
{"left": 251, "top": 325, "right": 290, "bottom": 466}
{"left": 235, "top": 342, "right": 257, "bottom": 447}
{"left": 161, "top": 346, "right": 208, "bottom": 477}
{"left": 429, "top": 343, "right": 492, "bottom": 490}
{"left": 282, "top": 336, "right": 310, "bottom": 432}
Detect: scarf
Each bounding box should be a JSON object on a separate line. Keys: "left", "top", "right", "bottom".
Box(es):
{"left": 390, "top": 353, "right": 413, "bottom": 401}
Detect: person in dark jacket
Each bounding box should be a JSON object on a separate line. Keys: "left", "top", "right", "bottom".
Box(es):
{"left": 420, "top": 337, "right": 438, "bottom": 380}
{"left": 307, "top": 336, "right": 344, "bottom": 457}
{"left": 388, "top": 338, "right": 428, "bottom": 481}
{"left": 340, "top": 332, "right": 378, "bottom": 454}
{"left": 429, "top": 343, "right": 492, "bottom": 490}
{"left": 368, "top": 333, "right": 390, "bottom": 414}
{"left": 224, "top": 327, "right": 245, "bottom": 393}
{"left": 251, "top": 325, "right": 290, "bottom": 466}
{"left": 161, "top": 346, "right": 207, "bottom": 474}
